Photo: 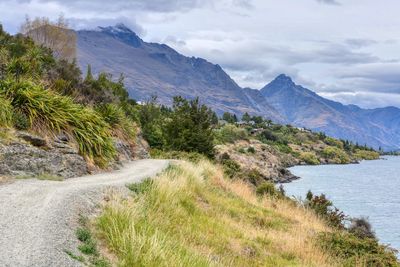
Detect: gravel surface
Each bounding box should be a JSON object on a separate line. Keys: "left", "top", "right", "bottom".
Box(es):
{"left": 0, "top": 159, "right": 169, "bottom": 267}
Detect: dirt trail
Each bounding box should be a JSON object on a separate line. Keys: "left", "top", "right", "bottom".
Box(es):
{"left": 0, "top": 159, "right": 170, "bottom": 267}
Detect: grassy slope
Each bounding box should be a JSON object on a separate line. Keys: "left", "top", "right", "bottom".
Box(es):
{"left": 93, "top": 161, "right": 339, "bottom": 267}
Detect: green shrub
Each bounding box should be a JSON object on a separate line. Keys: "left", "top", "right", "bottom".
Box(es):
{"left": 299, "top": 152, "right": 320, "bottom": 165}
{"left": 305, "top": 191, "right": 346, "bottom": 229}
{"left": 256, "top": 182, "right": 279, "bottom": 197}
{"left": 353, "top": 149, "right": 380, "bottom": 160}
{"left": 319, "top": 232, "right": 398, "bottom": 267}
{"left": 0, "top": 96, "right": 12, "bottom": 127}
{"left": 221, "top": 157, "right": 241, "bottom": 178}
{"left": 348, "top": 217, "right": 376, "bottom": 240}
{"left": 96, "top": 103, "right": 136, "bottom": 140}
{"left": 322, "top": 146, "right": 350, "bottom": 164}
{"left": 244, "top": 169, "right": 264, "bottom": 186}
{"left": 324, "top": 137, "right": 344, "bottom": 149}
{"left": 7, "top": 81, "right": 116, "bottom": 165}
{"left": 214, "top": 124, "right": 248, "bottom": 144}
{"left": 247, "top": 146, "right": 256, "bottom": 153}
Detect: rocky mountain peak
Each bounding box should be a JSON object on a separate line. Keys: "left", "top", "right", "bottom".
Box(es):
{"left": 271, "top": 74, "right": 296, "bottom": 88}
{"left": 98, "top": 24, "right": 142, "bottom": 47}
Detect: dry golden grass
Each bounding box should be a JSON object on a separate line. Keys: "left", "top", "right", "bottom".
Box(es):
{"left": 95, "top": 160, "right": 340, "bottom": 267}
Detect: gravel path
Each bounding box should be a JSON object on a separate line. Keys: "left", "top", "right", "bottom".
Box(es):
{"left": 0, "top": 159, "right": 170, "bottom": 267}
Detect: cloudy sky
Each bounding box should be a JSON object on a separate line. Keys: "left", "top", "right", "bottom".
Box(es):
{"left": 1, "top": 0, "right": 400, "bottom": 108}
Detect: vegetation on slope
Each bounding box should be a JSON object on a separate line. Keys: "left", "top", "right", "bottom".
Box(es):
{"left": 0, "top": 23, "right": 139, "bottom": 166}
{"left": 87, "top": 160, "right": 398, "bottom": 266}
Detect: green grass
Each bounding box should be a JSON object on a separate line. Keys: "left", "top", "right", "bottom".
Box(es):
{"left": 2, "top": 80, "right": 116, "bottom": 165}
{"left": 94, "top": 161, "right": 337, "bottom": 266}
{"left": 0, "top": 96, "right": 13, "bottom": 127}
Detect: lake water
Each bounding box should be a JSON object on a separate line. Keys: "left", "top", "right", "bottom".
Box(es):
{"left": 284, "top": 156, "right": 400, "bottom": 252}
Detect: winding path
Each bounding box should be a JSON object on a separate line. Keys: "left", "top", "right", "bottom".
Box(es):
{"left": 0, "top": 159, "right": 170, "bottom": 267}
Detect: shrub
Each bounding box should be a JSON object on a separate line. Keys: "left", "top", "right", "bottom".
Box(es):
{"left": 348, "top": 217, "right": 376, "bottom": 240}
{"left": 299, "top": 152, "right": 320, "bottom": 165}
{"left": 221, "top": 158, "right": 241, "bottom": 178}
{"left": 256, "top": 182, "right": 279, "bottom": 197}
{"left": 324, "top": 137, "right": 344, "bottom": 149}
{"left": 353, "top": 149, "right": 380, "bottom": 160}
{"left": 305, "top": 191, "right": 346, "bottom": 229}
{"left": 244, "top": 169, "right": 264, "bottom": 186}
{"left": 319, "top": 232, "right": 398, "bottom": 267}
{"left": 322, "top": 146, "right": 350, "bottom": 164}
{"left": 96, "top": 103, "right": 136, "bottom": 140}
{"left": 214, "top": 124, "right": 248, "bottom": 144}
{"left": 0, "top": 96, "right": 13, "bottom": 127}
{"left": 247, "top": 146, "right": 256, "bottom": 153}
{"left": 7, "top": 81, "right": 116, "bottom": 165}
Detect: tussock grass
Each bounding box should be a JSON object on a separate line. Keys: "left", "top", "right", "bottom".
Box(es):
{"left": 2, "top": 80, "right": 116, "bottom": 165}
{"left": 95, "top": 103, "right": 137, "bottom": 142}
{"left": 95, "top": 160, "right": 338, "bottom": 266}
{"left": 0, "top": 96, "right": 13, "bottom": 127}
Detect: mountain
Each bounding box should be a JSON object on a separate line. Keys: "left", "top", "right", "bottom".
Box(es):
{"left": 76, "top": 24, "right": 400, "bottom": 150}
{"left": 77, "top": 24, "right": 282, "bottom": 122}
{"left": 261, "top": 74, "right": 400, "bottom": 150}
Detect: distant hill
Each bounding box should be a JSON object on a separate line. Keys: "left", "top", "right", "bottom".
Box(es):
{"left": 76, "top": 24, "right": 400, "bottom": 150}
{"left": 261, "top": 74, "right": 400, "bottom": 150}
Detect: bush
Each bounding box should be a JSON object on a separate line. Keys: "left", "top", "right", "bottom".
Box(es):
{"left": 221, "top": 158, "right": 241, "bottom": 178}
{"left": 256, "top": 182, "right": 279, "bottom": 197}
{"left": 319, "top": 232, "right": 398, "bottom": 267}
{"left": 299, "top": 152, "right": 320, "bottom": 165}
{"left": 247, "top": 146, "right": 256, "bottom": 153}
{"left": 7, "top": 81, "right": 116, "bottom": 165}
{"left": 214, "top": 124, "right": 248, "bottom": 144}
{"left": 353, "top": 149, "right": 380, "bottom": 160}
{"left": 96, "top": 103, "right": 136, "bottom": 140}
{"left": 322, "top": 146, "right": 350, "bottom": 164}
{"left": 348, "top": 217, "right": 376, "bottom": 240}
{"left": 244, "top": 169, "right": 264, "bottom": 186}
{"left": 305, "top": 191, "right": 346, "bottom": 229}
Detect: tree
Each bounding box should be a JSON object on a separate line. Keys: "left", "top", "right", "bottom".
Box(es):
{"left": 20, "top": 15, "right": 76, "bottom": 61}
{"left": 222, "top": 112, "right": 237, "bottom": 123}
{"left": 164, "top": 96, "right": 215, "bottom": 157}
{"left": 242, "top": 112, "right": 251, "bottom": 122}
{"left": 85, "top": 64, "right": 93, "bottom": 82}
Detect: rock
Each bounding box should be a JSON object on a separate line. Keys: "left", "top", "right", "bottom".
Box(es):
{"left": 216, "top": 139, "right": 298, "bottom": 184}
{"left": 17, "top": 132, "right": 47, "bottom": 147}
{"left": 0, "top": 132, "right": 88, "bottom": 179}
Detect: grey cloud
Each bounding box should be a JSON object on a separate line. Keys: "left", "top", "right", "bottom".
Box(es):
{"left": 32, "top": 0, "right": 204, "bottom": 12}
{"left": 316, "top": 0, "right": 341, "bottom": 5}
{"left": 345, "top": 38, "right": 378, "bottom": 49}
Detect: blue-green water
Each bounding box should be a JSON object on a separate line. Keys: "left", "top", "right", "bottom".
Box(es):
{"left": 284, "top": 156, "right": 400, "bottom": 252}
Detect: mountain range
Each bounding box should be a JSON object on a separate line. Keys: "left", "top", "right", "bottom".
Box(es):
{"left": 76, "top": 24, "right": 400, "bottom": 150}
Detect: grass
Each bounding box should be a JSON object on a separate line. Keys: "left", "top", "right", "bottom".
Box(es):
{"left": 71, "top": 217, "right": 111, "bottom": 267}
{"left": 0, "top": 95, "right": 13, "bottom": 127}
{"left": 94, "top": 160, "right": 338, "bottom": 266}
{"left": 3, "top": 80, "right": 116, "bottom": 165}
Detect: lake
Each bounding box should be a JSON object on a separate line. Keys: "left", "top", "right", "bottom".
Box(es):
{"left": 284, "top": 156, "right": 400, "bottom": 252}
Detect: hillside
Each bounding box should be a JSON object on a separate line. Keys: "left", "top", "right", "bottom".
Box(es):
{"left": 76, "top": 24, "right": 400, "bottom": 150}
